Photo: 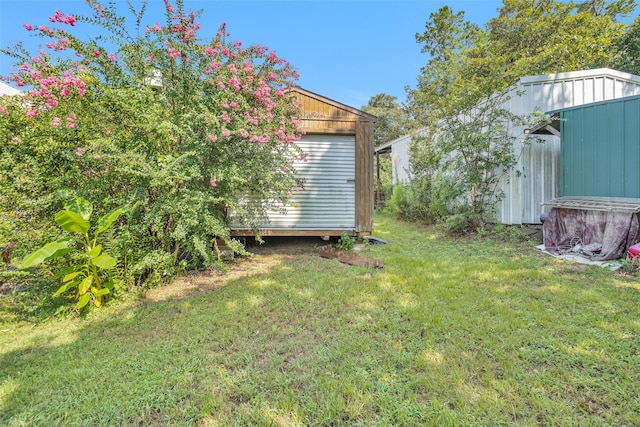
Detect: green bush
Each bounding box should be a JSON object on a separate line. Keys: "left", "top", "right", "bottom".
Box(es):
{"left": 1, "top": 0, "right": 305, "bottom": 294}
{"left": 385, "top": 177, "right": 449, "bottom": 224}
{"left": 334, "top": 232, "right": 356, "bottom": 251}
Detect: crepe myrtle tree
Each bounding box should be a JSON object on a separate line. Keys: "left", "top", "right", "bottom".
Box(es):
{"left": 0, "top": 0, "right": 306, "bottom": 278}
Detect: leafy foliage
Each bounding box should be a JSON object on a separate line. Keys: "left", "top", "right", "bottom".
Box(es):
{"left": 361, "top": 93, "right": 408, "bottom": 148}
{"left": 403, "top": 1, "right": 631, "bottom": 231}
{"left": 0, "top": 0, "right": 304, "bottom": 288}
{"left": 19, "top": 197, "right": 124, "bottom": 310}
{"left": 333, "top": 232, "right": 356, "bottom": 252}
{"left": 614, "top": 15, "right": 640, "bottom": 74}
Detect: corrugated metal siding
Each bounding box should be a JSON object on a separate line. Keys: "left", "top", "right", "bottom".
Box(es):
{"left": 235, "top": 134, "right": 356, "bottom": 230}
{"left": 390, "top": 134, "right": 412, "bottom": 184}
{"left": 497, "top": 70, "right": 640, "bottom": 224}
{"left": 560, "top": 96, "right": 640, "bottom": 198}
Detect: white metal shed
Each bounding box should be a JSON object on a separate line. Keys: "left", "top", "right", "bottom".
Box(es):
{"left": 378, "top": 68, "right": 640, "bottom": 224}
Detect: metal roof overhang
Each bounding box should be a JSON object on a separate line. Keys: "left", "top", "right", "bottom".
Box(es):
{"left": 524, "top": 113, "right": 561, "bottom": 136}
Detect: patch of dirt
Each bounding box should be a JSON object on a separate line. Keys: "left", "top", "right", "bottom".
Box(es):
{"left": 316, "top": 245, "right": 384, "bottom": 268}
{"left": 144, "top": 236, "right": 327, "bottom": 302}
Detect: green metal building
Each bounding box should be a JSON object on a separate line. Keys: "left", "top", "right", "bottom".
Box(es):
{"left": 549, "top": 94, "right": 640, "bottom": 198}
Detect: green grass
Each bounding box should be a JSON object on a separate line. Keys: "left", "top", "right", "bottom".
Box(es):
{"left": 1, "top": 212, "right": 640, "bottom": 426}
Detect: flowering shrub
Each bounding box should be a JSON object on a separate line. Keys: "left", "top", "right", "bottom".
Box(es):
{"left": 0, "top": 0, "right": 305, "bottom": 288}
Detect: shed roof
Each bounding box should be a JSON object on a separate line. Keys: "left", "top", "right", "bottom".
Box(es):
{"left": 287, "top": 86, "right": 376, "bottom": 121}
{"left": 547, "top": 93, "right": 640, "bottom": 115}
{"left": 287, "top": 86, "right": 376, "bottom": 135}
{"left": 519, "top": 68, "right": 640, "bottom": 86}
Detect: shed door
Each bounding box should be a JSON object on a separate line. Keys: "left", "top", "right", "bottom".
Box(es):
{"left": 267, "top": 134, "right": 356, "bottom": 229}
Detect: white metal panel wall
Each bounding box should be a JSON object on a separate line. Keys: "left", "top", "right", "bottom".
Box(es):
{"left": 497, "top": 70, "right": 640, "bottom": 224}
{"left": 256, "top": 134, "right": 356, "bottom": 230}
{"left": 391, "top": 134, "right": 412, "bottom": 184}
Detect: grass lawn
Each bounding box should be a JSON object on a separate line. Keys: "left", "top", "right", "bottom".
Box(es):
{"left": 1, "top": 212, "right": 639, "bottom": 426}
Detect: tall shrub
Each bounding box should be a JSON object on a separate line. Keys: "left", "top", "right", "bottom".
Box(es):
{"left": 0, "top": 0, "right": 305, "bottom": 285}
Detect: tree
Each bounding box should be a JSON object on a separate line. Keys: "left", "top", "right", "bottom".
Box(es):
{"left": 406, "top": 6, "right": 544, "bottom": 229}
{"left": 404, "top": 1, "right": 635, "bottom": 230}
{"left": 576, "top": 0, "right": 636, "bottom": 18}
{"left": 485, "top": 0, "right": 626, "bottom": 79}
{"left": 0, "top": 0, "right": 304, "bottom": 286}
{"left": 614, "top": 15, "right": 640, "bottom": 74}
{"left": 361, "top": 93, "right": 407, "bottom": 147}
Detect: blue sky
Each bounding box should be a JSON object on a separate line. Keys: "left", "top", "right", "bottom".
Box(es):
{"left": 0, "top": 0, "right": 504, "bottom": 108}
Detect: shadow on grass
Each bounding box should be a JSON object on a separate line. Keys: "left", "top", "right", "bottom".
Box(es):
{"left": 1, "top": 219, "right": 640, "bottom": 426}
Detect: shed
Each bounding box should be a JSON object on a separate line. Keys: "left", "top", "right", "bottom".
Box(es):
{"left": 377, "top": 68, "right": 640, "bottom": 224}
{"left": 375, "top": 133, "right": 412, "bottom": 185}
{"left": 550, "top": 95, "right": 640, "bottom": 198}
{"left": 536, "top": 95, "right": 640, "bottom": 260}
{"left": 231, "top": 86, "right": 376, "bottom": 237}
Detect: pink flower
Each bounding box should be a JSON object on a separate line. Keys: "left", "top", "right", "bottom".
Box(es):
{"left": 75, "top": 147, "right": 85, "bottom": 156}
{"left": 108, "top": 53, "right": 117, "bottom": 62}
{"left": 52, "top": 117, "right": 61, "bottom": 126}
{"left": 206, "top": 134, "right": 218, "bottom": 142}
{"left": 204, "top": 47, "right": 215, "bottom": 55}
{"left": 221, "top": 130, "right": 230, "bottom": 137}
{"left": 210, "top": 179, "right": 217, "bottom": 187}
{"left": 11, "top": 136, "right": 21, "bottom": 144}
{"left": 64, "top": 15, "right": 76, "bottom": 26}
{"left": 26, "top": 109, "right": 39, "bottom": 118}
{"left": 66, "top": 114, "right": 77, "bottom": 128}
{"left": 23, "top": 24, "right": 33, "bottom": 31}
{"left": 92, "top": 154, "right": 100, "bottom": 159}
{"left": 168, "top": 48, "right": 181, "bottom": 59}
{"left": 146, "top": 54, "right": 155, "bottom": 62}
{"left": 94, "top": 50, "right": 100, "bottom": 57}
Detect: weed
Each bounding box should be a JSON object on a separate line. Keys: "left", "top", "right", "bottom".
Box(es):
{"left": 334, "top": 232, "right": 356, "bottom": 251}
{"left": 619, "top": 255, "right": 640, "bottom": 276}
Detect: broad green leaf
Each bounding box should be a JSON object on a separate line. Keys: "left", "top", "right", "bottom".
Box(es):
{"left": 95, "top": 207, "right": 125, "bottom": 235}
{"left": 63, "top": 272, "right": 81, "bottom": 282}
{"left": 54, "top": 280, "right": 80, "bottom": 296}
{"left": 103, "top": 279, "right": 114, "bottom": 290}
{"left": 20, "top": 241, "right": 70, "bottom": 268}
{"left": 54, "top": 281, "right": 73, "bottom": 296}
{"left": 78, "top": 276, "right": 93, "bottom": 295}
{"left": 65, "top": 197, "right": 93, "bottom": 220}
{"left": 52, "top": 265, "right": 79, "bottom": 280}
{"left": 49, "top": 247, "right": 73, "bottom": 259}
{"left": 76, "top": 293, "right": 91, "bottom": 309}
{"left": 92, "top": 254, "right": 116, "bottom": 269}
{"left": 54, "top": 284, "right": 66, "bottom": 296}
{"left": 94, "top": 288, "right": 110, "bottom": 297}
{"left": 89, "top": 245, "right": 102, "bottom": 258}
{"left": 55, "top": 210, "right": 90, "bottom": 234}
